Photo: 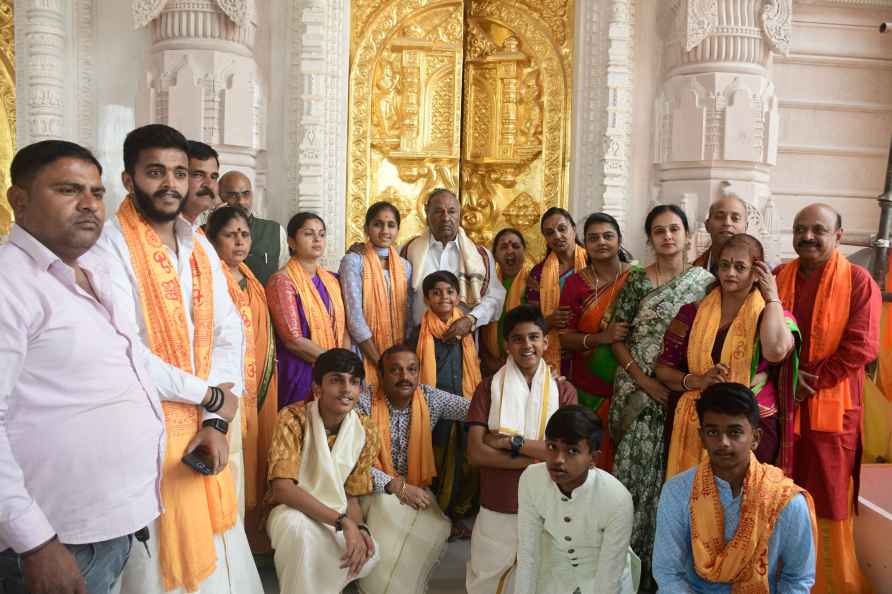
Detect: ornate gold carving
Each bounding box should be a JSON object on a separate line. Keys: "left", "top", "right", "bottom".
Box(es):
{"left": 347, "top": 0, "right": 572, "bottom": 261}
{"left": 0, "top": 0, "right": 15, "bottom": 238}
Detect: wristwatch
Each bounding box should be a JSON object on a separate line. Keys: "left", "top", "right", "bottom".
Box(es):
{"left": 202, "top": 418, "right": 229, "bottom": 435}
{"left": 510, "top": 435, "right": 525, "bottom": 458}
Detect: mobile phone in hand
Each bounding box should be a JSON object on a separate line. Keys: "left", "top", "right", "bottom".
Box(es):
{"left": 182, "top": 449, "right": 214, "bottom": 475}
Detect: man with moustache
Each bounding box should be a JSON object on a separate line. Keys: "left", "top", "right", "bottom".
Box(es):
{"left": 0, "top": 141, "right": 165, "bottom": 594}
{"left": 181, "top": 140, "right": 220, "bottom": 229}
{"left": 219, "top": 170, "right": 288, "bottom": 284}
{"left": 692, "top": 195, "right": 749, "bottom": 275}
{"left": 91, "top": 124, "right": 263, "bottom": 594}
{"left": 774, "top": 203, "right": 879, "bottom": 594}
{"left": 355, "top": 344, "right": 471, "bottom": 594}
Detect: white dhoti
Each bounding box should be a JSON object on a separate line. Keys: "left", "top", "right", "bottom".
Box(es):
{"left": 229, "top": 407, "right": 246, "bottom": 519}
{"left": 358, "top": 493, "right": 451, "bottom": 594}
{"left": 115, "top": 514, "right": 263, "bottom": 594}
{"left": 267, "top": 504, "right": 380, "bottom": 594}
{"left": 467, "top": 507, "right": 519, "bottom": 594}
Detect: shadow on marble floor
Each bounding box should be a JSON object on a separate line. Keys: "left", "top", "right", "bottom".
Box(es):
{"left": 259, "top": 539, "right": 471, "bottom": 594}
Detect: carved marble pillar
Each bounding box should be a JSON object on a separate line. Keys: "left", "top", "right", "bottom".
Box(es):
{"left": 22, "top": 0, "right": 66, "bottom": 142}
{"left": 653, "top": 0, "right": 791, "bottom": 259}
{"left": 133, "top": 0, "right": 267, "bottom": 211}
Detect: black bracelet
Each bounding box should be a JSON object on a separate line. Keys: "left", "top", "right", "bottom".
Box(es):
{"left": 204, "top": 386, "right": 224, "bottom": 413}
{"left": 357, "top": 524, "right": 371, "bottom": 535}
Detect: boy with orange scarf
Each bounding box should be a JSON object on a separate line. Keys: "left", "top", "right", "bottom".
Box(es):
{"left": 654, "top": 382, "right": 817, "bottom": 593}
{"left": 355, "top": 344, "right": 471, "bottom": 594}
{"left": 410, "top": 270, "right": 482, "bottom": 535}
{"left": 775, "top": 204, "right": 880, "bottom": 594}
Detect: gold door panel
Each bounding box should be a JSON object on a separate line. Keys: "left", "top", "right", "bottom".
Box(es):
{"left": 0, "top": 0, "right": 14, "bottom": 238}
{"left": 347, "top": 0, "right": 573, "bottom": 261}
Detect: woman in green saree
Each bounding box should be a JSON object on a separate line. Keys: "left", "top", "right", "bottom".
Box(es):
{"left": 609, "top": 204, "right": 714, "bottom": 592}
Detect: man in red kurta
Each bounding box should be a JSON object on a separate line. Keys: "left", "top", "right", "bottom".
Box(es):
{"left": 775, "top": 203, "right": 880, "bottom": 594}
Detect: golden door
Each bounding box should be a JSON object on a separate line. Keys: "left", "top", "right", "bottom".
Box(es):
{"left": 347, "top": 0, "right": 573, "bottom": 261}
{"left": 0, "top": 0, "right": 14, "bottom": 237}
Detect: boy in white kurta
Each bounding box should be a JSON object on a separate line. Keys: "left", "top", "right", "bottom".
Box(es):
{"left": 265, "top": 348, "right": 381, "bottom": 594}
{"left": 516, "top": 405, "right": 639, "bottom": 594}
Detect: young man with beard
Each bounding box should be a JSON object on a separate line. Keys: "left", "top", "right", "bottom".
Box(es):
{"left": 465, "top": 304, "right": 577, "bottom": 594}
{"left": 516, "top": 405, "right": 637, "bottom": 594}
{"left": 774, "top": 204, "right": 879, "bottom": 594}
{"left": 653, "top": 383, "right": 817, "bottom": 592}
{"left": 355, "top": 344, "right": 471, "bottom": 594}
{"left": 0, "top": 141, "right": 165, "bottom": 594}
{"left": 90, "top": 124, "right": 262, "bottom": 594}
{"left": 181, "top": 140, "right": 220, "bottom": 229}
{"left": 265, "top": 348, "right": 380, "bottom": 594}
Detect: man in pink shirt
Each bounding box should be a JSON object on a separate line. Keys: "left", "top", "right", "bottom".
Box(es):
{"left": 0, "top": 140, "right": 165, "bottom": 594}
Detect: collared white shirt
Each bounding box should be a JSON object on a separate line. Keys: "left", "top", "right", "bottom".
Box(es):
{"left": 0, "top": 225, "right": 165, "bottom": 552}
{"left": 516, "top": 463, "right": 634, "bottom": 594}
{"left": 90, "top": 210, "right": 245, "bottom": 421}
{"left": 408, "top": 235, "right": 506, "bottom": 327}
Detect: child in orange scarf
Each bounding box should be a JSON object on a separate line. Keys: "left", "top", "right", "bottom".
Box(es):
{"left": 412, "top": 271, "right": 483, "bottom": 536}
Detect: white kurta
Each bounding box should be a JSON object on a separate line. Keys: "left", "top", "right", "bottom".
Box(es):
{"left": 93, "top": 213, "right": 260, "bottom": 594}
{"left": 515, "top": 463, "right": 639, "bottom": 594}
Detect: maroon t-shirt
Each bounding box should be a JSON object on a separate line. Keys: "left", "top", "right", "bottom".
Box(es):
{"left": 466, "top": 375, "right": 577, "bottom": 514}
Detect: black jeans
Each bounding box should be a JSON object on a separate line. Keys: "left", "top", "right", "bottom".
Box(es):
{"left": 0, "top": 535, "right": 132, "bottom": 594}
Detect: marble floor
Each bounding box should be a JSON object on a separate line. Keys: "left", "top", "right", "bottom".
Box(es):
{"left": 260, "top": 539, "right": 471, "bottom": 594}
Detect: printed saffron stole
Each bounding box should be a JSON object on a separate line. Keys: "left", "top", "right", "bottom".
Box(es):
{"left": 777, "top": 250, "right": 853, "bottom": 433}
{"left": 690, "top": 454, "right": 817, "bottom": 593}
{"left": 481, "top": 263, "right": 530, "bottom": 359}
{"left": 417, "top": 308, "right": 481, "bottom": 400}
{"left": 371, "top": 387, "right": 436, "bottom": 487}
{"left": 665, "top": 288, "right": 763, "bottom": 480}
{"left": 361, "top": 243, "right": 408, "bottom": 390}
{"left": 539, "top": 245, "right": 588, "bottom": 369}
{"left": 284, "top": 259, "right": 346, "bottom": 351}
{"left": 117, "top": 196, "right": 237, "bottom": 592}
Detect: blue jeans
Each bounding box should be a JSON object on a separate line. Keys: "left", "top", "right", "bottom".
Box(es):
{"left": 0, "top": 535, "right": 132, "bottom": 594}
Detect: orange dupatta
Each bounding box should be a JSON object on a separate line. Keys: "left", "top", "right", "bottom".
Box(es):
{"left": 539, "top": 246, "right": 588, "bottom": 369}
{"left": 117, "top": 197, "right": 237, "bottom": 592}
{"left": 417, "top": 309, "right": 482, "bottom": 399}
{"left": 361, "top": 243, "right": 408, "bottom": 389}
{"left": 371, "top": 387, "right": 436, "bottom": 487}
{"left": 482, "top": 263, "right": 530, "bottom": 359}
{"left": 285, "top": 258, "right": 346, "bottom": 350}
{"left": 690, "top": 453, "right": 817, "bottom": 592}
{"left": 577, "top": 268, "right": 630, "bottom": 334}
{"left": 777, "top": 251, "right": 853, "bottom": 433}
{"left": 878, "top": 258, "right": 892, "bottom": 402}
{"left": 666, "top": 288, "right": 764, "bottom": 480}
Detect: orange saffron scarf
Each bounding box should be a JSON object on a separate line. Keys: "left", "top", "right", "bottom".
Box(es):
{"left": 482, "top": 263, "right": 530, "bottom": 359}
{"left": 777, "top": 251, "right": 853, "bottom": 433}
{"left": 539, "top": 246, "right": 588, "bottom": 369}
{"left": 362, "top": 243, "right": 408, "bottom": 389}
{"left": 285, "top": 258, "right": 346, "bottom": 350}
{"left": 416, "top": 309, "right": 482, "bottom": 400}
{"left": 117, "top": 197, "right": 237, "bottom": 592}
{"left": 878, "top": 258, "right": 892, "bottom": 402}
{"left": 690, "top": 453, "right": 817, "bottom": 592}
{"left": 370, "top": 387, "right": 436, "bottom": 487}
{"left": 577, "top": 268, "right": 630, "bottom": 334}
{"left": 666, "top": 288, "right": 764, "bottom": 480}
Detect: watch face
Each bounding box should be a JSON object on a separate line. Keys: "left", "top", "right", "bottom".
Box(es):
{"left": 512, "top": 435, "right": 524, "bottom": 447}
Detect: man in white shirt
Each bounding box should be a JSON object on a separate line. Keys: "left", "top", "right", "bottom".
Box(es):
{"left": 402, "top": 188, "right": 506, "bottom": 337}
{"left": 0, "top": 140, "right": 165, "bottom": 594}
{"left": 181, "top": 140, "right": 220, "bottom": 229}
{"left": 516, "top": 405, "right": 638, "bottom": 594}
{"left": 90, "top": 124, "right": 262, "bottom": 594}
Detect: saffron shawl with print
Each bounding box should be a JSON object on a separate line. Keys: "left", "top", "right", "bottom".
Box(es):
{"left": 666, "top": 288, "right": 764, "bottom": 480}
{"left": 539, "top": 246, "right": 588, "bottom": 369}
{"left": 416, "top": 309, "right": 481, "bottom": 400}
{"left": 362, "top": 243, "right": 408, "bottom": 390}
{"left": 285, "top": 259, "right": 346, "bottom": 351}
{"left": 481, "top": 263, "right": 530, "bottom": 360}
{"left": 371, "top": 386, "right": 436, "bottom": 487}
{"left": 690, "top": 454, "right": 817, "bottom": 593}
{"left": 777, "top": 251, "right": 853, "bottom": 433}
{"left": 117, "top": 196, "right": 237, "bottom": 592}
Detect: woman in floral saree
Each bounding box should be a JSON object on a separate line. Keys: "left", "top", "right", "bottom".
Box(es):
{"left": 609, "top": 205, "right": 713, "bottom": 593}
{"left": 559, "top": 212, "right": 633, "bottom": 471}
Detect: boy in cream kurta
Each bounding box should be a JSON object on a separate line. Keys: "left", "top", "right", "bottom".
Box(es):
{"left": 516, "top": 405, "right": 638, "bottom": 594}
{"left": 265, "top": 349, "right": 381, "bottom": 594}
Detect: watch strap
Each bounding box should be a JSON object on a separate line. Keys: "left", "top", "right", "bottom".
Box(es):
{"left": 202, "top": 418, "right": 229, "bottom": 435}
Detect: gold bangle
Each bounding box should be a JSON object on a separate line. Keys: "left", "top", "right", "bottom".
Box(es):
{"left": 582, "top": 334, "right": 592, "bottom": 350}
{"left": 399, "top": 479, "right": 407, "bottom": 499}
{"left": 682, "top": 373, "right": 693, "bottom": 391}
{"left": 623, "top": 359, "right": 634, "bottom": 372}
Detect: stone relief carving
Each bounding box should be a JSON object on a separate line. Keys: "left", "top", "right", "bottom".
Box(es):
{"left": 685, "top": 0, "right": 717, "bottom": 52}
{"left": 132, "top": 0, "right": 250, "bottom": 29}
{"left": 761, "top": 0, "right": 793, "bottom": 56}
